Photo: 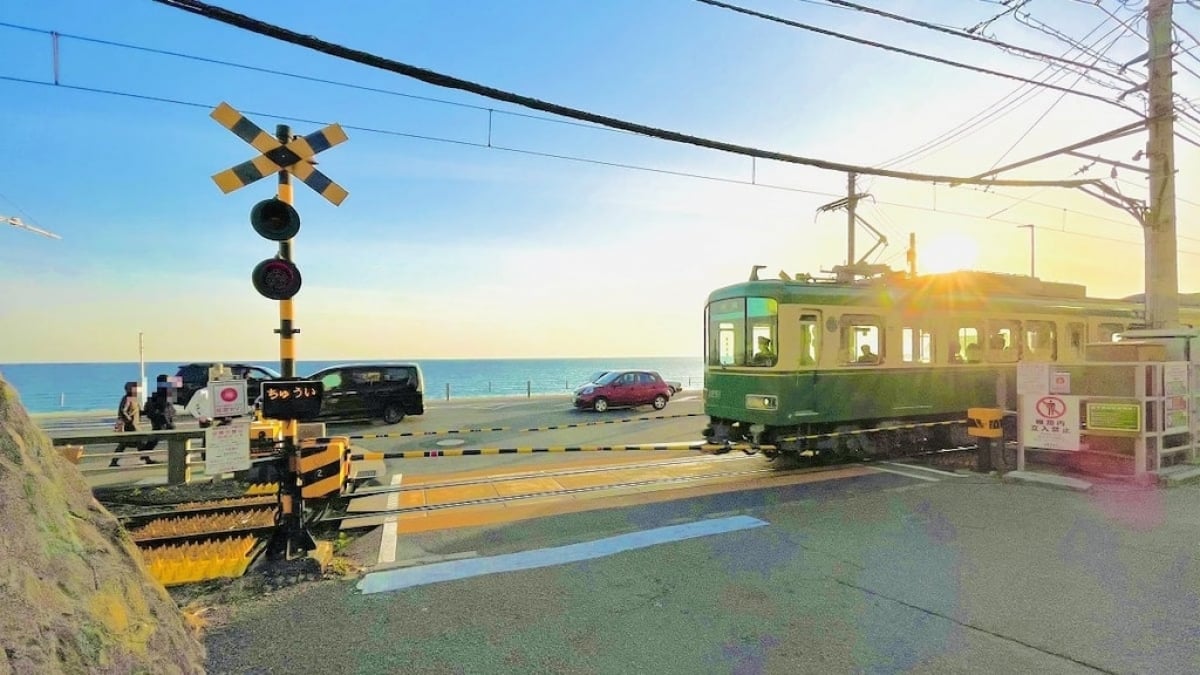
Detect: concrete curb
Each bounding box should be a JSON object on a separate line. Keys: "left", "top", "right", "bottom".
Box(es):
{"left": 1155, "top": 465, "right": 1200, "bottom": 488}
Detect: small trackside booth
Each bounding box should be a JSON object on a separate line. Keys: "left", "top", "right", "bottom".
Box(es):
{"left": 1016, "top": 328, "right": 1200, "bottom": 480}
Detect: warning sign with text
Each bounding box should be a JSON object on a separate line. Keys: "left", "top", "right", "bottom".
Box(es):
{"left": 1021, "top": 394, "right": 1080, "bottom": 451}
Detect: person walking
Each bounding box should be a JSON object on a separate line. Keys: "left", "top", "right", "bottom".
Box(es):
{"left": 138, "top": 374, "right": 174, "bottom": 461}
{"left": 110, "top": 381, "right": 146, "bottom": 467}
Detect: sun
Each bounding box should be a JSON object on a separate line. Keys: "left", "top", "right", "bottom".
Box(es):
{"left": 918, "top": 233, "right": 979, "bottom": 274}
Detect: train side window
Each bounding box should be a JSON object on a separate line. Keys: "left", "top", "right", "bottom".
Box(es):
{"left": 1097, "top": 322, "right": 1124, "bottom": 342}
{"left": 953, "top": 327, "right": 981, "bottom": 363}
{"left": 1067, "top": 322, "right": 1085, "bottom": 360}
{"left": 1024, "top": 320, "right": 1057, "bottom": 361}
{"left": 798, "top": 312, "right": 820, "bottom": 367}
{"left": 841, "top": 314, "right": 882, "bottom": 365}
{"left": 902, "top": 327, "right": 933, "bottom": 364}
{"left": 986, "top": 320, "right": 1021, "bottom": 363}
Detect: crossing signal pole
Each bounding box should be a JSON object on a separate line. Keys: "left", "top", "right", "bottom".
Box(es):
{"left": 209, "top": 102, "right": 349, "bottom": 560}
{"left": 1144, "top": 0, "right": 1179, "bottom": 328}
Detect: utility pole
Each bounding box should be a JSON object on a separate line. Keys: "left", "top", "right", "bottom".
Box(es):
{"left": 1145, "top": 0, "right": 1178, "bottom": 328}
{"left": 846, "top": 172, "right": 857, "bottom": 268}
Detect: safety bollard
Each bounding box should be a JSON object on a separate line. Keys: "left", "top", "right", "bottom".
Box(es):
{"left": 967, "top": 407, "right": 1005, "bottom": 475}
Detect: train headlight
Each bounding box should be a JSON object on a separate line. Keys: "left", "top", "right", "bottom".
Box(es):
{"left": 745, "top": 395, "right": 777, "bottom": 411}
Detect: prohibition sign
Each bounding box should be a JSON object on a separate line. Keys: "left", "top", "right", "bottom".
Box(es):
{"left": 1036, "top": 396, "right": 1066, "bottom": 418}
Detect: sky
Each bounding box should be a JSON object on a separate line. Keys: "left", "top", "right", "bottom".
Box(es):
{"left": 1, "top": 0, "right": 1198, "bottom": 363}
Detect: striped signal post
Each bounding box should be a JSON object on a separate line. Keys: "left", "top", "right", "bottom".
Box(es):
{"left": 209, "top": 102, "right": 349, "bottom": 560}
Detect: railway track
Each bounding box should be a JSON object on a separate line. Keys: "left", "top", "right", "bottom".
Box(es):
{"left": 97, "top": 437, "right": 982, "bottom": 586}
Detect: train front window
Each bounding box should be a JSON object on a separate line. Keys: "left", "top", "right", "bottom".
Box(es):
{"left": 708, "top": 298, "right": 746, "bottom": 366}
{"left": 747, "top": 297, "right": 778, "bottom": 367}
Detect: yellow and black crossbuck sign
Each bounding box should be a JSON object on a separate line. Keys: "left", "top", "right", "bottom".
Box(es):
{"left": 210, "top": 102, "right": 349, "bottom": 205}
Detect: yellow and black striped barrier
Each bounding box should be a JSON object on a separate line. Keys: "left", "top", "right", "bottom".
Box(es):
{"left": 344, "top": 412, "right": 706, "bottom": 441}
{"left": 351, "top": 442, "right": 720, "bottom": 461}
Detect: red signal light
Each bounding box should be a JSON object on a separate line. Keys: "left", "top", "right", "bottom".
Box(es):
{"left": 252, "top": 258, "right": 303, "bottom": 300}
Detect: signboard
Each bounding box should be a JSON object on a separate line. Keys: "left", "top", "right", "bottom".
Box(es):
{"left": 1085, "top": 401, "right": 1142, "bottom": 433}
{"left": 1163, "top": 362, "right": 1188, "bottom": 396}
{"left": 209, "top": 379, "right": 248, "bottom": 418}
{"left": 205, "top": 418, "right": 251, "bottom": 474}
{"left": 1050, "top": 371, "right": 1071, "bottom": 395}
{"left": 1166, "top": 395, "right": 1189, "bottom": 430}
{"left": 261, "top": 380, "right": 324, "bottom": 420}
{"left": 1017, "top": 362, "right": 1050, "bottom": 396}
{"left": 1021, "top": 394, "right": 1080, "bottom": 451}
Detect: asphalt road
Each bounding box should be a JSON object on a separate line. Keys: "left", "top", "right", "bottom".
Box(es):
{"left": 203, "top": 457, "right": 1200, "bottom": 674}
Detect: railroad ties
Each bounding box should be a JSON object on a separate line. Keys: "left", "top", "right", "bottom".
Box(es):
{"left": 109, "top": 483, "right": 281, "bottom": 587}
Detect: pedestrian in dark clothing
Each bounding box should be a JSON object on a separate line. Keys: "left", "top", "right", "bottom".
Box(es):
{"left": 139, "top": 374, "right": 175, "bottom": 458}
{"left": 110, "top": 381, "right": 147, "bottom": 467}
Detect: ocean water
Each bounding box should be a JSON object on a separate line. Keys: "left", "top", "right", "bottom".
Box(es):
{"left": 0, "top": 357, "right": 705, "bottom": 414}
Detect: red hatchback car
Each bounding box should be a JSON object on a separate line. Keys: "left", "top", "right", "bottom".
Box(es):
{"left": 573, "top": 370, "right": 672, "bottom": 412}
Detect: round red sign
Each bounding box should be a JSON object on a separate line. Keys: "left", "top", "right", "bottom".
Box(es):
{"left": 1035, "top": 396, "right": 1066, "bottom": 419}
{"left": 219, "top": 387, "right": 240, "bottom": 403}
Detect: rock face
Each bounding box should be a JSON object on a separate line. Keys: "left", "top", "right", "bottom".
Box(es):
{"left": 0, "top": 375, "right": 206, "bottom": 675}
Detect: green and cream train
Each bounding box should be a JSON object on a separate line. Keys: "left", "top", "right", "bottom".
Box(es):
{"left": 702, "top": 267, "right": 1200, "bottom": 456}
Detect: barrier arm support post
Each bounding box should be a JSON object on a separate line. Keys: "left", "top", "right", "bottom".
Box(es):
{"left": 968, "top": 407, "right": 1005, "bottom": 474}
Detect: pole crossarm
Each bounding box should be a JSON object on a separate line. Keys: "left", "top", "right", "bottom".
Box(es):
{"left": 964, "top": 121, "right": 1148, "bottom": 182}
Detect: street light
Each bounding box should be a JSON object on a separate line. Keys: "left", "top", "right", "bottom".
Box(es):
{"left": 1017, "top": 224, "right": 1035, "bottom": 277}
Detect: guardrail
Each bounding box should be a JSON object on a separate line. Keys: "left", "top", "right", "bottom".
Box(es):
{"left": 50, "top": 429, "right": 206, "bottom": 485}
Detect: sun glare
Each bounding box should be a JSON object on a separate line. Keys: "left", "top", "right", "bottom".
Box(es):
{"left": 918, "top": 233, "right": 979, "bottom": 274}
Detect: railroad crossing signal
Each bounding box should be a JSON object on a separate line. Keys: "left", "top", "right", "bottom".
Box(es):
{"left": 209, "top": 102, "right": 349, "bottom": 205}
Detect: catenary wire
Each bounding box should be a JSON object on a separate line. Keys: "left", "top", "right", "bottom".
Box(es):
{"left": 7, "top": 72, "right": 1193, "bottom": 254}
{"left": 875, "top": 16, "right": 1126, "bottom": 169}
{"left": 694, "top": 0, "right": 1142, "bottom": 115}
{"left": 143, "top": 0, "right": 1099, "bottom": 188}
{"left": 817, "top": 0, "right": 1139, "bottom": 85}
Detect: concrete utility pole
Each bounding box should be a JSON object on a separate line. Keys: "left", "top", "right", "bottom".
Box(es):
{"left": 1145, "top": 0, "right": 1179, "bottom": 328}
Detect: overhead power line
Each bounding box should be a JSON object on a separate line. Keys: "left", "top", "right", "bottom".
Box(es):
{"left": 147, "top": 0, "right": 1098, "bottom": 188}
{"left": 693, "top": 0, "right": 1142, "bottom": 115}
{"left": 818, "top": 0, "right": 1138, "bottom": 85}
{"left": 8, "top": 73, "right": 1185, "bottom": 252}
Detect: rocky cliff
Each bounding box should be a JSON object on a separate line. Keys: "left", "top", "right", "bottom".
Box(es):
{"left": 0, "top": 375, "right": 206, "bottom": 674}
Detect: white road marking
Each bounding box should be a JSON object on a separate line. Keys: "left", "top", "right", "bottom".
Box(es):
{"left": 870, "top": 465, "right": 941, "bottom": 482}
{"left": 377, "top": 473, "right": 404, "bottom": 565}
{"left": 879, "top": 462, "right": 963, "bottom": 478}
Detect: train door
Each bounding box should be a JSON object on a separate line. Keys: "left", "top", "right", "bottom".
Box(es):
{"left": 798, "top": 311, "right": 821, "bottom": 367}
{"left": 1064, "top": 322, "right": 1086, "bottom": 362}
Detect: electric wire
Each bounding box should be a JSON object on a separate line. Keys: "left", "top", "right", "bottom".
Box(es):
{"left": 6, "top": 72, "right": 1189, "bottom": 254}
{"left": 875, "top": 16, "right": 1127, "bottom": 170}
{"left": 816, "top": 0, "right": 1138, "bottom": 85}
{"left": 143, "top": 0, "right": 1098, "bottom": 188}
{"left": 694, "top": 0, "right": 1142, "bottom": 115}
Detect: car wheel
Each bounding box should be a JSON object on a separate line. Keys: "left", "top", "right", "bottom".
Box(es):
{"left": 593, "top": 397, "right": 609, "bottom": 413}
{"left": 652, "top": 394, "right": 668, "bottom": 410}
{"left": 383, "top": 405, "right": 405, "bottom": 425}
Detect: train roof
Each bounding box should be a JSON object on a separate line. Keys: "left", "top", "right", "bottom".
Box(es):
{"left": 708, "top": 268, "right": 1200, "bottom": 316}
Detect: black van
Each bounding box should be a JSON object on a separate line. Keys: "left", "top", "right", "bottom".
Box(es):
{"left": 305, "top": 363, "right": 425, "bottom": 424}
